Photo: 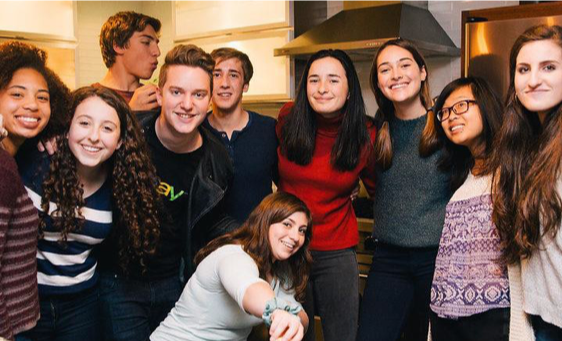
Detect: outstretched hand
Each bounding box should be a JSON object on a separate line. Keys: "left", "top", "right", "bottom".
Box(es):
{"left": 269, "top": 310, "right": 304, "bottom": 341}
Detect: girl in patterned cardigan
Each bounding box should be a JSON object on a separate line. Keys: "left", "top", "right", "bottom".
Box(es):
{"left": 429, "top": 77, "right": 532, "bottom": 341}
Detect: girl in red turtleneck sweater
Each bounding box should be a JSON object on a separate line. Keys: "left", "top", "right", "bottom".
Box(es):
{"left": 277, "top": 49, "right": 376, "bottom": 341}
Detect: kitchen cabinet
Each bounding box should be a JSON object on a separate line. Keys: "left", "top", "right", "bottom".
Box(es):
{"left": 174, "top": 1, "right": 293, "bottom": 102}
{"left": 0, "top": 1, "right": 77, "bottom": 89}
{"left": 187, "top": 29, "right": 292, "bottom": 102}
{"left": 174, "top": 1, "right": 290, "bottom": 40}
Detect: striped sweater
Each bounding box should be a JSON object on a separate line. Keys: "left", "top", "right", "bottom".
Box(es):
{"left": 0, "top": 149, "right": 39, "bottom": 340}
{"left": 19, "top": 152, "right": 112, "bottom": 296}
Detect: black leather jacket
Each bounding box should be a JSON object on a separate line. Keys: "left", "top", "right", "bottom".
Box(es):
{"left": 139, "top": 111, "right": 239, "bottom": 280}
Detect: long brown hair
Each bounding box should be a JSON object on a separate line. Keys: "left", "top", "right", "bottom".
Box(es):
{"left": 492, "top": 25, "right": 562, "bottom": 264}
{"left": 370, "top": 39, "right": 440, "bottom": 170}
{"left": 41, "top": 86, "right": 161, "bottom": 272}
{"left": 195, "top": 192, "right": 313, "bottom": 302}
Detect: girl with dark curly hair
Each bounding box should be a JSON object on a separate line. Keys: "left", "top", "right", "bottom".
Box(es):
{"left": 0, "top": 40, "right": 70, "bottom": 341}
{"left": 151, "top": 191, "right": 311, "bottom": 341}
{"left": 18, "top": 86, "right": 160, "bottom": 341}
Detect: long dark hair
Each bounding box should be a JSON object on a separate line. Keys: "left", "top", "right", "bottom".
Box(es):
{"left": 434, "top": 77, "right": 503, "bottom": 191}
{"left": 41, "top": 86, "right": 161, "bottom": 272}
{"left": 195, "top": 192, "right": 313, "bottom": 302}
{"left": 492, "top": 24, "right": 562, "bottom": 264}
{"left": 280, "top": 49, "right": 372, "bottom": 171}
{"left": 370, "top": 39, "right": 440, "bottom": 170}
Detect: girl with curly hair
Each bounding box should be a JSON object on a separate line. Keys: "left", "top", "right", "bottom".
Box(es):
{"left": 18, "top": 86, "right": 160, "bottom": 341}
{"left": 151, "top": 192, "right": 311, "bottom": 341}
{"left": 492, "top": 24, "right": 562, "bottom": 340}
{"left": 0, "top": 40, "right": 69, "bottom": 341}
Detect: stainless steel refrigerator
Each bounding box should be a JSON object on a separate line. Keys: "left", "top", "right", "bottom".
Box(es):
{"left": 463, "top": 2, "right": 562, "bottom": 98}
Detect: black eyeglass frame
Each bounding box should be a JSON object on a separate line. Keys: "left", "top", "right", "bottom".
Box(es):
{"left": 436, "top": 99, "right": 477, "bottom": 122}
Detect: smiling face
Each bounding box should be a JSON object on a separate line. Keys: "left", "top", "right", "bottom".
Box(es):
{"left": 0, "top": 68, "right": 50, "bottom": 153}
{"left": 115, "top": 25, "right": 160, "bottom": 80}
{"left": 212, "top": 57, "right": 248, "bottom": 113}
{"left": 268, "top": 211, "right": 308, "bottom": 262}
{"left": 306, "top": 57, "right": 349, "bottom": 119}
{"left": 515, "top": 39, "right": 562, "bottom": 121}
{"left": 376, "top": 45, "right": 427, "bottom": 105}
{"left": 68, "top": 96, "right": 121, "bottom": 174}
{"left": 157, "top": 65, "right": 211, "bottom": 137}
{"left": 440, "top": 86, "right": 484, "bottom": 156}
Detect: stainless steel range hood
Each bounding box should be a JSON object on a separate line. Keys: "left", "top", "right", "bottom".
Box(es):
{"left": 274, "top": 3, "right": 460, "bottom": 60}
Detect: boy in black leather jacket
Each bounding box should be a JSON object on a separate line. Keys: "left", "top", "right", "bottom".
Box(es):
{"left": 98, "top": 44, "right": 238, "bottom": 341}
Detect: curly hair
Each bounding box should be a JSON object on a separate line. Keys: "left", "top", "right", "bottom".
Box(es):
{"left": 0, "top": 41, "right": 70, "bottom": 141}
{"left": 99, "top": 11, "right": 161, "bottom": 68}
{"left": 41, "top": 86, "right": 161, "bottom": 272}
{"left": 195, "top": 192, "right": 313, "bottom": 302}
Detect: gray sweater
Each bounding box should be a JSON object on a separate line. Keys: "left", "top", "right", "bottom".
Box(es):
{"left": 373, "top": 114, "right": 450, "bottom": 248}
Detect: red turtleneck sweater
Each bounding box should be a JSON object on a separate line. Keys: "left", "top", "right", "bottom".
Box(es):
{"left": 276, "top": 103, "right": 377, "bottom": 251}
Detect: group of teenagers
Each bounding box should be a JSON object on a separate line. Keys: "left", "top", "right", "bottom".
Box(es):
{"left": 0, "top": 9, "right": 561, "bottom": 341}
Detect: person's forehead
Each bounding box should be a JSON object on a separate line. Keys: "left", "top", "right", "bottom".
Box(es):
{"left": 131, "top": 25, "right": 159, "bottom": 40}
{"left": 215, "top": 57, "right": 243, "bottom": 71}
{"left": 164, "top": 65, "right": 211, "bottom": 89}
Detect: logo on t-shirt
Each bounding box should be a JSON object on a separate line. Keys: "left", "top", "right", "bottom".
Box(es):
{"left": 157, "top": 182, "right": 185, "bottom": 201}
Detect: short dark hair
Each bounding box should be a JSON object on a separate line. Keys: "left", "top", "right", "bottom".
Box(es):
{"left": 158, "top": 44, "right": 215, "bottom": 91}
{"left": 99, "top": 11, "right": 161, "bottom": 68}
{"left": 0, "top": 41, "right": 70, "bottom": 140}
{"left": 211, "top": 47, "right": 254, "bottom": 84}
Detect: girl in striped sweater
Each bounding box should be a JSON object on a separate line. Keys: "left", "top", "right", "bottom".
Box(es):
{"left": 19, "top": 86, "right": 160, "bottom": 341}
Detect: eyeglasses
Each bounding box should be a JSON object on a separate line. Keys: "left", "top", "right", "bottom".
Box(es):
{"left": 436, "top": 100, "right": 477, "bottom": 122}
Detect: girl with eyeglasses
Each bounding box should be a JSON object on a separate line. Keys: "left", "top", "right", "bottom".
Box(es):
{"left": 492, "top": 24, "right": 562, "bottom": 340}
{"left": 429, "top": 77, "right": 533, "bottom": 341}
{"left": 357, "top": 39, "right": 450, "bottom": 341}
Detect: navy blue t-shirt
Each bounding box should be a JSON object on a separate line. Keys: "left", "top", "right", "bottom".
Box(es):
{"left": 203, "top": 111, "right": 278, "bottom": 223}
